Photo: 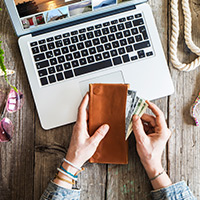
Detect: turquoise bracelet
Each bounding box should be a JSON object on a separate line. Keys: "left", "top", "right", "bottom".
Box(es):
{"left": 60, "top": 165, "right": 78, "bottom": 179}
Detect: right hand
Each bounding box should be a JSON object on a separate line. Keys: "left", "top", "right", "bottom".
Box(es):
{"left": 132, "top": 101, "right": 171, "bottom": 178}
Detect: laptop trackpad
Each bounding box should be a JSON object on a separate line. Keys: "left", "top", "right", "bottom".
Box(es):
{"left": 79, "top": 71, "right": 125, "bottom": 96}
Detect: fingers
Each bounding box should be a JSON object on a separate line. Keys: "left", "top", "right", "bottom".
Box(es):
{"left": 77, "top": 93, "right": 89, "bottom": 123}
{"left": 90, "top": 124, "right": 109, "bottom": 147}
{"left": 132, "top": 115, "right": 148, "bottom": 143}
{"left": 141, "top": 114, "right": 156, "bottom": 127}
{"left": 146, "top": 101, "right": 167, "bottom": 129}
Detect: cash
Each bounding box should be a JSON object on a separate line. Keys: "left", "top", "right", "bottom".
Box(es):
{"left": 125, "top": 90, "right": 148, "bottom": 140}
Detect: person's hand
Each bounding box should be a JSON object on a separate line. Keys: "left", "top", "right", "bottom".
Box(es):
{"left": 132, "top": 101, "right": 171, "bottom": 179}
{"left": 66, "top": 93, "right": 109, "bottom": 168}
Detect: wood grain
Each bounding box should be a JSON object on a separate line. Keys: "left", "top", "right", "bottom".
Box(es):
{"left": 0, "top": 0, "right": 199, "bottom": 199}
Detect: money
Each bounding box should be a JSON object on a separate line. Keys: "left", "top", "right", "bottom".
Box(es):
{"left": 125, "top": 90, "right": 148, "bottom": 140}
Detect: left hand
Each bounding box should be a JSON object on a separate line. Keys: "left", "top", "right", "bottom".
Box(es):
{"left": 66, "top": 94, "right": 109, "bottom": 168}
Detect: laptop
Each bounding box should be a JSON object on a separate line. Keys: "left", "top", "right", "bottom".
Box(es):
{"left": 5, "top": 0, "right": 174, "bottom": 130}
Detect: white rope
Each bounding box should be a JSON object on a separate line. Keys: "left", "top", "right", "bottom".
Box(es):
{"left": 170, "top": 0, "right": 200, "bottom": 71}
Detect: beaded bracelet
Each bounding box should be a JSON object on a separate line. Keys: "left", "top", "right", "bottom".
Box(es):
{"left": 150, "top": 170, "right": 165, "bottom": 181}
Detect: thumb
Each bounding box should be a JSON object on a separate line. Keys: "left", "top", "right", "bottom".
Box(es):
{"left": 132, "top": 115, "right": 147, "bottom": 143}
{"left": 90, "top": 124, "right": 109, "bottom": 147}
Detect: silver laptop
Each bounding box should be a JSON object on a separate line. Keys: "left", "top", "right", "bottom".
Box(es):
{"left": 5, "top": 0, "right": 174, "bottom": 130}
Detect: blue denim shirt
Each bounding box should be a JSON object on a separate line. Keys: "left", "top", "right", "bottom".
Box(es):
{"left": 40, "top": 180, "right": 196, "bottom": 200}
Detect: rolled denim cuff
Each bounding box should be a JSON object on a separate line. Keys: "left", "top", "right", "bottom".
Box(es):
{"left": 40, "top": 181, "right": 81, "bottom": 200}
{"left": 151, "top": 181, "right": 196, "bottom": 200}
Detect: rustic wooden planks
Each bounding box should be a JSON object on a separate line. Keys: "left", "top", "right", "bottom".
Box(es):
{"left": 0, "top": 0, "right": 200, "bottom": 199}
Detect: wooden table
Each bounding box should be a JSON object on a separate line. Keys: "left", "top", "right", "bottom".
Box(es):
{"left": 0, "top": 0, "right": 200, "bottom": 199}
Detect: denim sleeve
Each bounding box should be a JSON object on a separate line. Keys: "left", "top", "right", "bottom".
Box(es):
{"left": 151, "top": 181, "right": 196, "bottom": 200}
{"left": 40, "top": 181, "right": 80, "bottom": 200}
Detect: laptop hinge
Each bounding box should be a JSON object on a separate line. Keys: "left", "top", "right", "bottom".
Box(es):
{"left": 32, "top": 5, "right": 136, "bottom": 37}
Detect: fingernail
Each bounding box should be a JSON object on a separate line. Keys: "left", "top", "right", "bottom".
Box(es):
{"left": 103, "top": 124, "right": 110, "bottom": 131}
{"left": 133, "top": 115, "right": 139, "bottom": 122}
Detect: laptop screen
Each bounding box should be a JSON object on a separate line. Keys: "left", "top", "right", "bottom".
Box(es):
{"left": 14, "top": 0, "right": 134, "bottom": 30}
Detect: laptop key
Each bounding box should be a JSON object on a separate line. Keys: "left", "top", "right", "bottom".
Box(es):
{"left": 139, "top": 26, "right": 148, "bottom": 40}
{"left": 85, "top": 40, "right": 92, "bottom": 48}
{"left": 134, "top": 41, "right": 150, "bottom": 50}
{"left": 79, "top": 34, "right": 86, "bottom": 41}
{"left": 87, "top": 32, "right": 94, "bottom": 39}
{"left": 38, "top": 69, "right": 48, "bottom": 77}
{"left": 56, "top": 64, "right": 64, "bottom": 72}
{"left": 116, "top": 32, "right": 123, "bottom": 39}
{"left": 100, "top": 36, "right": 108, "bottom": 43}
{"left": 71, "top": 30, "right": 78, "bottom": 35}
{"left": 135, "top": 35, "right": 143, "bottom": 42}
{"left": 79, "top": 58, "right": 87, "bottom": 65}
{"left": 104, "top": 43, "right": 112, "bottom": 50}
{"left": 55, "top": 40, "right": 63, "bottom": 47}
{"left": 71, "top": 36, "right": 78, "bottom": 43}
{"left": 127, "top": 15, "right": 134, "bottom": 20}
{"left": 73, "top": 51, "right": 81, "bottom": 58}
{"left": 111, "top": 49, "right": 118, "bottom": 57}
{"left": 69, "top": 44, "right": 77, "bottom": 52}
{"left": 92, "top": 38, "right": 100, "bottom": 46}
{"left": 113, "top": 57, "right": 122, "bottom": 65}
{"left": 79, "top": 28, "right": 86, "bottom": 33}
{"left": 72, "top": 60, "right": 79, "bottom": 68}
{"left": 30, "top": 42, "right": 37, "bottom": 47}
{"left": 103, "top": 22, "right": 110, "bottom": 27}
{"left": 122, "top": 54, "right": 130, "bottom": 63}
{"left": 58, "top": 56, "right": 65, "bottom": 63}
{"left": 63, "top": 38, "right": 71, "bottom": 45}
{"left": 125, "top": 21, "right": 133, "bottom": 28}
{"left": 61, "top": 47, "right": 69, "bottom": 54}
{"left": 55, "top": 35, "right": 62, "bottom": 40}
{"left": 120, "top": 39, "right": 127, "bottom": 46}
{"left": 46, "top": 51, "right": 54, "bottom": 58}
{"left": 48, "top": 66, "right": 56, "bottom": 74}
{"left": 94, "top": 30, "right": 102, "bottom": 37}
{"left": 95, "top": 54, "right": 102, "bottom": 61}
{"left": 131, "top": 28, "right": 138, "bottom": 35}
{"left": 137, "top": 50, "right": 145, "bottom": 58}
{"left": 126, "top": 45, "right": 133, "bottom": 52}
{"left": 108, "top": 34, "right": 115, "bottom": 41}
{"left": 97, "top": 45, "right": 104, "bottom": 53}
{"left": 87, "top": 56, "right": 95, "bottom": 63}
{"left": 66, "top": 54, "right": 73, "bottom": 61}
{"left": 133, "top": 18, "right": 144, "bottom": 26}
{"left": 131, "top": 55, "right": 138, "bottom": 61}
{"left": 103, "top": 52, "right": 110, "bottom": 59}
{"left": 112, "top": 41, "right": 119, "bottom": 48}
{"left": 39, "top": 45, "right": 47, "bottom": 52}
{"left": 39, "top": 39, "right": 45, "bottom": 44}
{"left": 34, "top": 53, "right": 45, "bottom": 62}
{"left": 54, "top": 49, "right": 61, "bottom": 56}
{"left": 56, "top": 73, "right": 64, "bottom": 81}
{"left": 32, "top": 47, "right": 39, "bottom": 54}
{"left": 119, "top": 17, "right": 126, "bottom": 22}
{"left": 64, "top": 70, "right": 74, "bottom": 79}
{"left": 111, "top": 20, "right": 118, "bottom": 24}
{"left": 118, "top": 47, "right": 126, "bottom": 55}
{"left": 135, "top": 13, "right": 142, "bottom": 18}
{"left": 89, "top": 47, "right": 96, "bottom": 55}
{"left": 102, "top": 27, "right": 109, "bottom": 35}
{"left": 81, "top": 49, "right": 89, "bottom": 57}
{"left": 50, "top": 58, "right": 57, "bottom": 65}
{"left": 74, "top": 59, "right": 112, "bottom": 76}
{"left": 127, "top": 36, "right": 135, "bottom": 44}
{"left": 40, "top": 77, "right": 48, "bottom": 86}
{"left": 110, "top": 25, "right": 117, "bottom": 33}
{"left": 146, "top": 51, "right": 153, "bottom": 56}
{"left": 48, "top": 43, "right": 55, "bottom": 50}
{"left": 87, "top": 26, "right": 94, "bottom": 31}
{"left": 48, "top": 75, "right": 56, "bottom": 83}
{"left": 63, "top": 33, "right": 70, "bottom": 38}
{"left": 95, "top": 24, "right": 102, "bottom": 29}
{"left": 77, "top": 42, "right": 84, "bottom": 50}
{"left": 64, "top": 62, "right": 71, "bottom": 70}
{"left": 123, "top": 30, "right": 131, "bottom": 37}
{"left": 117, "top": 24, "right": 125, "bottom": 31}
{"left": 47, "top": 37, "right": 54, "bottom": 42}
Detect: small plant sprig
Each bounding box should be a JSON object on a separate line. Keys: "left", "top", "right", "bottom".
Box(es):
{"left": 0, "top": 8, "right": 18, "bottom": 92}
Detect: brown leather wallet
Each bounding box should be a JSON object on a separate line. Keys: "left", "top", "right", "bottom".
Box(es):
{"left": 88, "top": 84, "right": 129, "bottom": 164}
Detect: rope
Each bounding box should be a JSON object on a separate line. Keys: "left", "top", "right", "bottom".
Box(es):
{"left": 170, "top": 0, "right": 200, "bottom": 71}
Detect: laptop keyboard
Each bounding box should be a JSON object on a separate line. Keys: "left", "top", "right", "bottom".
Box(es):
{"left": 30, "top": 12, "right": 154, "bottom": 86}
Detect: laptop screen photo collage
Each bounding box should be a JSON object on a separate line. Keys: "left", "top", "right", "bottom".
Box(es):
{"left": 15, "top": 0, "right": 133, "bottom": 30}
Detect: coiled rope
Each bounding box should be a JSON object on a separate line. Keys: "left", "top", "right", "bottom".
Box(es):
{"left": 170, "top": 0, "right": 200, "bottom": 71}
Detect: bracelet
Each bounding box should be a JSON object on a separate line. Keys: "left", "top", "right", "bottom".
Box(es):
{"left": 63, "top": 158, "right": 82, "bottom": 171}
{"left": 55, "top": 174, "right": 75, "bottom": 185}
{"left": 150, "top": 170, "right": 165, "bottom": 181}
{"left": 60, "top": 165, "right": 78, "bottom": 178}
{"left": 57, "top": 168, "right": 77, "bottom": 181}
